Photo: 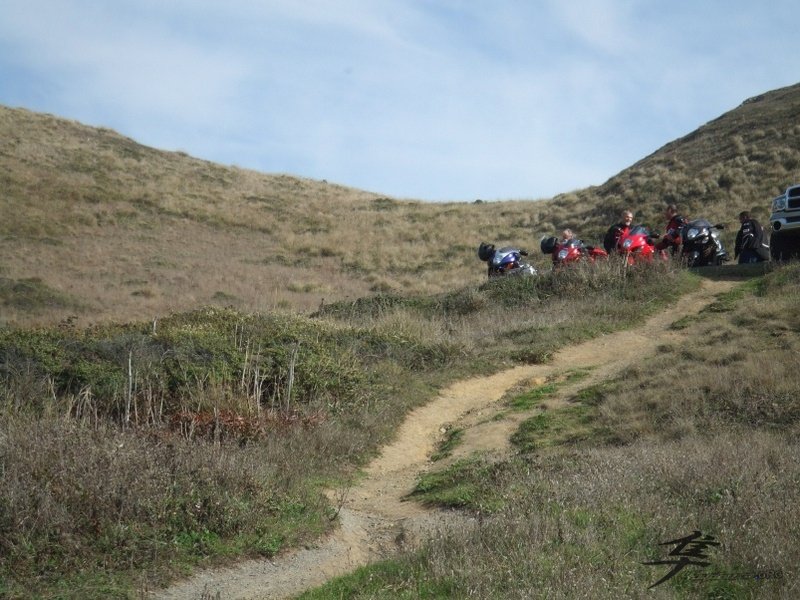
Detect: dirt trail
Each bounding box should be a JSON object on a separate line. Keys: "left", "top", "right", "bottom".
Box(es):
{"left": 154, "top": 278, "right": 735, "bottom": 600}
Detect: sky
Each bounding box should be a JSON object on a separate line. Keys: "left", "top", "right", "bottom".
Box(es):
{"left": 2, "top": 1, "right": 799, "bottom": 202}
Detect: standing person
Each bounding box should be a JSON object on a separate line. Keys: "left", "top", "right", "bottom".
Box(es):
{"left": 734, "top": 211, "right": 768, "bottom": 263}
{"left": 560, "top": 228, "right": 575, "bottom": 244}
{"left": 654, "top": 204, "right": 687, "bottom": 255}
{"left": 603, "top": 210, "right": 634, "bottom": 252}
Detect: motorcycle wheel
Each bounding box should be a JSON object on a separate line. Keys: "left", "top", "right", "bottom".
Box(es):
{"left": 685, "top": 251, "right": 701, "bottom": 267}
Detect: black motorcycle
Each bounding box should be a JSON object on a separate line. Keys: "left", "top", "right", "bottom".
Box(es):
{"left": 680, "top": 219, "right": 729, "bottom": 267}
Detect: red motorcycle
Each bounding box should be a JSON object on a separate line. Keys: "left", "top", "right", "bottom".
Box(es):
{"left": 541, "top": 237, "right": 608, "bottom": 268}
{"left": 616, "top": 225, "right": 658, "bottom": 264}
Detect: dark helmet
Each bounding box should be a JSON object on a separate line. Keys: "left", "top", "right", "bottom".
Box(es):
{"left": 477, "top": 242, "right": 495, "bottom": 262}
{"left": 540, "top": 236, "right": 558, "bottom": 254}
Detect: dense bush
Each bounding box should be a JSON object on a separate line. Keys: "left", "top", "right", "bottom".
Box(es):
{"left": 0, "top": 308, "right": 381, "bottom": 425}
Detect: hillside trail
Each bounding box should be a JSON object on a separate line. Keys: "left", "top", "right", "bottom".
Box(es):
{"left": 154, "top": 277, "right": 736, "bottom": 600}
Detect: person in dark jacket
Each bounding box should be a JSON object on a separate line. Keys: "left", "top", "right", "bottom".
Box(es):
{"left": 734, "top": 211, "right": 768, "bottom": 263}
{"left": 603, "top": 210, "right": 634, "bottom": 253}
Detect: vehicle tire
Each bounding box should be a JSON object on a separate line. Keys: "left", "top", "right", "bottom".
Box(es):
{"left": 771, "top": 234, "right": 800, "bottom": 261}
{"left": 770, "top": 234, "right": 784, "bottom": 262}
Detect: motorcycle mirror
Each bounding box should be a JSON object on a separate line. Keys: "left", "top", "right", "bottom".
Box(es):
{"left": 520, "top": 250, "right": 529, "bottom": 256}
{"left": 714, "top": 223, "right": 725, "bottom": 229}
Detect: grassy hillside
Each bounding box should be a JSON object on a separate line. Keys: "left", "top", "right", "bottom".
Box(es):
{"left": 552, "top": 82, "right": 800, "bottom": 233}
{"left": 0, "top": 105, "right": 539, "bottom": 326}
{"left": 2, "top": 82, "right": 799, "bottom": 326}
{"left": 0, "top": 260, "right": 695, "bottom": 598}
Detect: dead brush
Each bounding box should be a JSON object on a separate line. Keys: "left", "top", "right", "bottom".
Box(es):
{"left": 168, "top": 407, "right": 328, "bottom": 442}
{"left": 0, "top": 409, "right": 333, "bottom": 597}
{"left": 545, "top": 253, "right": 679, "bottom": 298}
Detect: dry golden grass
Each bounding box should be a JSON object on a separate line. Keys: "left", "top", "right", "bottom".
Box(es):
{"left": 2, "top": 104, "right": 555, "bottom": 325}
{"left": 5, "top": 82, "right": 800, "bottom": 328}
{"left": 593, "top": 278, "right": 800, "bottom": 444}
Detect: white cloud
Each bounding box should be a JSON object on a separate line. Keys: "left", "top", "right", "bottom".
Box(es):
{"left": 546, "top": 0, "right": 638, "bottom": 56}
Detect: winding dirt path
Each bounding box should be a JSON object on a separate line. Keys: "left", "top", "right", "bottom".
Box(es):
{"left": 154, "top": 278, "right": 735, "bottom": 600}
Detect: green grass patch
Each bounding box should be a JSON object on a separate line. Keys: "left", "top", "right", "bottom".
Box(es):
{"left": 430, "top": 427, "right": 464, "bottom": 461}
{"left": 507, "top": 370, "right": 590, "bottom": 411}
{"left": 751, "top": 261, "right": 800, "bottom": 295}
{"left": 573, "top": 380, "right": 616, "bottom": 406}
{"left": 564, "top": 368, "right": 591, "bottom": 383}
{"left": 508, "top": 383, "right": 558, "bottom": 410}
{"left": 669, "top": 314, "right": 698, "bottom": 330}
{"left": 511, "top": 403, "right": 602, "bottom": 452}
{"left": 701, "top": 284, "right": 750, "bottom": 313}
{"left": 298, "top": 556, "right": 457, "bottom": 599}
{"left": 409, "top": 458, "right": 508, "bottom": 513}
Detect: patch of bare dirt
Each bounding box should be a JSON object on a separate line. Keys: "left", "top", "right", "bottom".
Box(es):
{"left": 153, "top": 278, "right": 736, "bottom": 600}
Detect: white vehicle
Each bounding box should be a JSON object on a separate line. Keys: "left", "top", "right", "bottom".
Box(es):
{"left": 769, "top": 184, "right": 800, "bottom": 260}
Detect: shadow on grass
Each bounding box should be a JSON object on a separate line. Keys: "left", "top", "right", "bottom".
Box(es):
{"left": 690, "top": 262, "right": 771, "bottom": 280}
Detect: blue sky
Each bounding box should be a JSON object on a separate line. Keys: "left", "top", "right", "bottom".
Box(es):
{"left": 2, "top": 1, "right": 799, "bottom": 202}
